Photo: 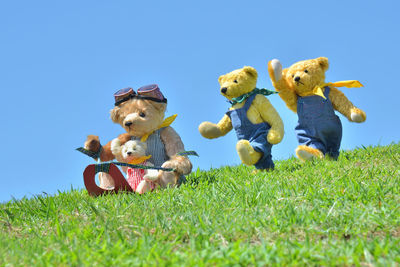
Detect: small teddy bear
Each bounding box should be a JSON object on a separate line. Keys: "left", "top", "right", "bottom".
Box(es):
{"left": 111, "top": 138, "right": 159, "bottom": 194}
{"left": 268, "top": 57, "right": 366, "bottom": 161}
{"left": 199, "top": 66, "right": 284, "bottom": 171}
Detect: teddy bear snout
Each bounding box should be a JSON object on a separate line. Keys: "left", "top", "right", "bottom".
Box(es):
{"left": 127, "top": 151, "right": 133, "bottom": 156}
{"left": 294, "top": 76, "right": 301, "bottom": 82}
{"left": 221, "top": 87, "right": 227, "bottom": 94}
{"left": 124, "top": 121, "right": 133, "bottom": 127}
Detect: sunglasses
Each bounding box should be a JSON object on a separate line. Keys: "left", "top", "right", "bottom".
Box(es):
{"left": 114, "top": 84, "right": 167, "bottom": 106}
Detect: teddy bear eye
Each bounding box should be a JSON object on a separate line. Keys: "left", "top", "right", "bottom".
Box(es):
{"left": 233, "top": 80, "right": 238, "bottom": 83}
{"left": 304, "top": 70, "right": 309, "bottom": 73}
{"left": 139, "top": 112, "right": 146, "bottom": 118}
{"left": 292, "top": 75, "right": 294, "bottom": 78}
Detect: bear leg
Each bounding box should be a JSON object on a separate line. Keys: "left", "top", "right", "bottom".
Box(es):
{"left": 236, "top": 140, "right": 262, "bottom": 166}
{"left": 98, "top": 172, "right": 115, "bottom": 189}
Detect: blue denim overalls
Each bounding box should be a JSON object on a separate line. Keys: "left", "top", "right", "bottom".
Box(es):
{"left": 226, "top": 94, "right": 274, "bottom": 169}
{"left": 295, "top": 87, "right": 342, "bottom": 159}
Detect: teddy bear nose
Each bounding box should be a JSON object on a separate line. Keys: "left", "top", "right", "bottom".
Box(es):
{"left": 127, "top": 151, "right": 132, "bottom": 155}
{"left": 294, "top": 76, "right": 301, "bottom": 82}
{"left": 125, "top": 121, "right": 133, "bottom": 127}
{"left": 221, "top": 87, "right": 227, "bottom": 94}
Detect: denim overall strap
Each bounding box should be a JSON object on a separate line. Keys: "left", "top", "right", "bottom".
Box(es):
{"left": 243, "top": 93, "right": 257, "bottom": 111}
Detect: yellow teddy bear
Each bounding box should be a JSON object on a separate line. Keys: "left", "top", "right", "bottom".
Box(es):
{"left": 268, "top": 57, "right": 366, "bottom": 161}
{"left": 199, "top": 66, "right": 284, "bottom": 171}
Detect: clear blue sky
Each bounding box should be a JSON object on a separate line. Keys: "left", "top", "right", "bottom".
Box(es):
{"left": 1, "top": 0, "right": 399, "bottom": 203}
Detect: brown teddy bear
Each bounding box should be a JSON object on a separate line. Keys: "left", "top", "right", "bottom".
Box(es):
{"left": 268, "top": 57, "right": 366, "bottom": 161}
{"left": 84, "top": 84, "right": 192, "bottom": 189}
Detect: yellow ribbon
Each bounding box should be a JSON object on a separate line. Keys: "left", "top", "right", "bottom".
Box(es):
{"left": 312, "top": 80, "right": 363, "bottom": 99}
{"left": 140, "top": 114, "right": 178, "bottom": 142}
{"left": 129, "top": 155, "right": 152, "bottom": 165}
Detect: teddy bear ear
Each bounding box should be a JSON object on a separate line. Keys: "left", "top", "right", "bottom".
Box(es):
{"left": 110, "top": 106, "right": 120, "bottom": 123}
{"left": 316, "top": 57, "right": 329, "bottom": 71}
{"left": 218, "top": 75, "right": 224, "bottom": 84}
{"left": 243, "top": 66, "right": 258, "bottom": 79}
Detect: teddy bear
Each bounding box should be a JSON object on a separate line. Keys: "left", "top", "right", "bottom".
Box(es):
{"left": 267, "top": 57, "right": 366, "bottom": 161}
{"left": 84, "top": 84, "right": 192, "bottom": 189}
{"left": 198, "top": 66, "right": 284, "bottom": 171}
{"left": 111, "top": 138, "right": 159, "bottom": 194}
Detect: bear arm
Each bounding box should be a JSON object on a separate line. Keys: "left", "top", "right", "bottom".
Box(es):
{"left": 254, "top": 95, "right": 284, "bottom": 144}
{"left": 267, "top": 64, "right": 297, "bottom": 112}
{"left": 328, "top": 87, "right": 355, "bottom": 120}
{"left": 160, "top": 126, "right": 192, "bottom": 175}
{"left": 216, "top": 114, "right": 233, "bottom": 136}
{"left": 198, "top": 115, "right": 232, "bottom": 139}
{"left": 99, "top": 133, "right": 131, "bottom": 162}
{"left": 84, "top": 135, "right": 113, "bottom": 161}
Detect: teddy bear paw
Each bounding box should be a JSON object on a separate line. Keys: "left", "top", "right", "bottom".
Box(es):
{"left": 84, "top": 135, "right": 101, "bottom": 152}
{"left": 268, "top": 59, "right": 282, "bottom": 81}
{"left": 295, "top": 145, "right": 324, "bottom": 162}
{"left": 136, "top": 180, "right": 151, "bottom": 194}
{"left": 157, "top": 171, "right": 178, "bottom": 188}
{"left": 267, "top": 130, "right": 283, "bottom": 145}
{"left": 236, "top": 140, "right": 262, "bottom": 166}
{"left": 350, "top": 108, "right": 366, "bottom": 123}
{"left": 144, "top": 169, "right": 159, "bottom": 182}
{"left": 198, "top": 122, "right": 222, "bottom": 139}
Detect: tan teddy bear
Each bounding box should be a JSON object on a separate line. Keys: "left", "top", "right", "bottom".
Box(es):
{"left": 84, "top": 84, "right": 192, "bottom": 189}
{"left": 111, "top": 138, "right": 158, "bottom": 194}
{"left": 199, "top": 66, "right": 284, "bottom": 171}
{"left": 268, "top": 57, "right": 366, "bottom": 161}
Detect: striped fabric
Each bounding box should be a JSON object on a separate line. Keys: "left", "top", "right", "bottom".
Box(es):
{"left": 126, "top": 160, "right": 156, "bottom": 191}
{"left": 131, "top": 129, "right": 168, "bottom": 168}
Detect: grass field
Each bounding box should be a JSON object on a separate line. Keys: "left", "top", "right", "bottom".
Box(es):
{"left": 1, "top": 143, "right": 400, "bottom": 266}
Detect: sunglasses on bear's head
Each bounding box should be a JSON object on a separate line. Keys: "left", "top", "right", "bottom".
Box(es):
{"left": 114, "top": 84, "right": 167, "bottom": 106}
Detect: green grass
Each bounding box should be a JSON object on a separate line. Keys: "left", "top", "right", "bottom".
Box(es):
{"left": 1, "top": 143, "right": 400, "bottom": 266}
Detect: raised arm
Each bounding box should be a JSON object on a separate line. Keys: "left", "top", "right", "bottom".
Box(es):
{"left": 268, "top": 59, "right": 298, "bottom": 113}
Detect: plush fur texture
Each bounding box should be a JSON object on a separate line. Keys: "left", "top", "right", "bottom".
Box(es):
{"left": 268, "top": 57, "right": 366, "bottom": 161}
{"left": 295, "top": 145, "right": 324, "bottom": 161}
{"left": 110, "top": 138, "right": 158, "bottom": 194}
{"left": 199, "top": 66, "right": 284, "bottom": 169}
{"left": 84, "top": 96, "right": 192, "bottom": 189}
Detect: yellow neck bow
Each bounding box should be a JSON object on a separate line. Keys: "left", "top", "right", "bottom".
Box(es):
{"left": 140, "top": 114, "right": 178, "bottom": 142}
{"left": 129, "top": 155, "right": 152, "bottom": 165}
{"left": 312, "top": 80, "right": 364, "bottom": 99}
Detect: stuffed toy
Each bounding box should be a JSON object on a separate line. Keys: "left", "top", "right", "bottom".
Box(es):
{"left": 268, "top": 57, "right": 366, "bottom": 161}
{"left": 199, "top": 66, "right": 284, "bottom": 171}
{"left": 111, "top": 138, "right": 158, "bottom": 194}
{"left": 84, "top": 84, "right": 192, "bottom": 188}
